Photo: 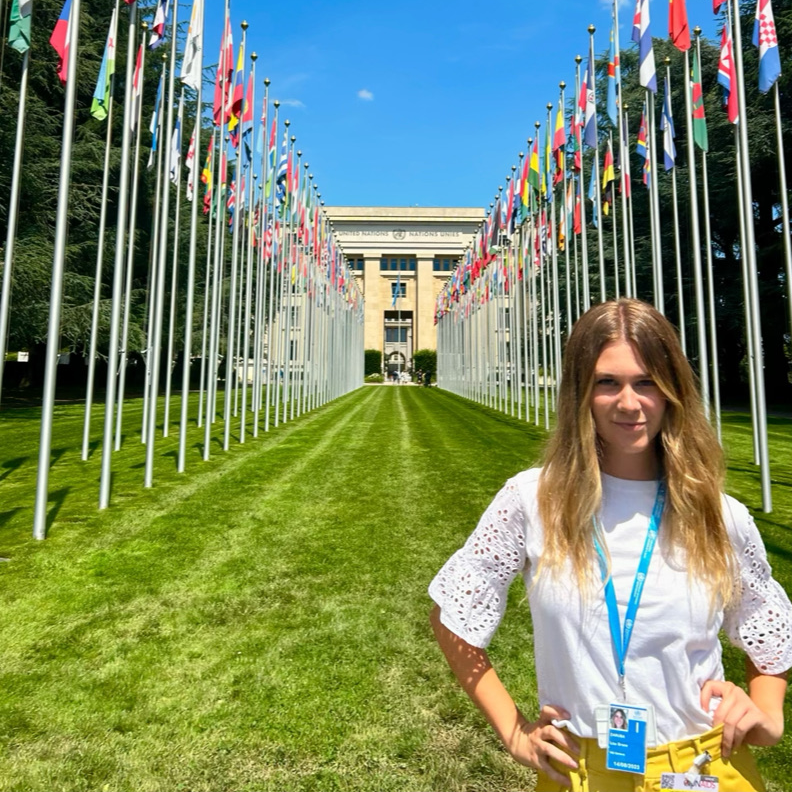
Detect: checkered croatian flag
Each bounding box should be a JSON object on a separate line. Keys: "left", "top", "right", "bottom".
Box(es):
{"left": 753, "top": 0, "right": 782, "bottom": 93}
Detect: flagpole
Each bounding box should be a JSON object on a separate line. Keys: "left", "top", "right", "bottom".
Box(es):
{"left": 613, "top": 0, "right": 631, "bottom": 299}
{"left": 164, "top": 90, "right": 185, "bottom": 439}
{"left": 588, "top": 26, "right": 606, "bottom": 303}
{"left": 145, "top": 0, "right": 180, "bottom": 487}
{"left": 547, "top": 104, "right": 562, "bottom": 392}
{"left": 252, "top": 80, "right": 270, "bottom": 437}
{"left": 33, "top": 0, "right": 83, "bottom": 538}
{"left": 559, "top": 83, "right": 572, "bottom": 335}
{"left": 222, "top": 20, "right": 248, "bottom": 449}
{"left": 680, "top": 48, "right": 710, "bottom": 417}
{"left": 575, "top": 55, "right": 590, "bottom": 312}
{"left": 772, "top": 82, "right": 792, "bottom": 339}
{"left": 177, "top": 0, "right": 204, "bottom": 470}
{"left": 81, "top": 0, "right": 120, "bottom": 461}
{"left": 623, "top": 106, "right": 637, "bottom": 296}
{"left": 608, "top": 133, "right": 620, "bottom": 300}
{"left": 204, "top": 0, "right": 231, "bottom": 458}
{"left": 647, "top": 91, "right": 664, "bottom": 314}
{"left": 240, "top": 52, "right": 257, "bottom": 441}
{"left": 115, "top": 27, "right": 146, "bottom": 450}
{"left": 197, "top": 155, "right": 214, "bottom": 431}
{"left": 264, "top": 103, "right": 280, "bottom": 432}
{"left": 730, "top": 0, "right": 771, "bottom": 511}
{"left": 695, "top": 28, "right": 722, "bottom": 443}
{"left": 664, "top": 60, "right": 686, "bottom": 356}
{"left": 141, "top": 57, "right": 167, "bottom": 445}
{"left": 0, "top": 46, "right": 30, "bottom": 405}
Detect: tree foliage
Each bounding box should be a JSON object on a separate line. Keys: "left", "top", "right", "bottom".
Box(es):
{"left": 0, "top": 0, "right": 213, "bottom": 380}
{"left": 584, "top": 0, "right": 792, "bottom": 403}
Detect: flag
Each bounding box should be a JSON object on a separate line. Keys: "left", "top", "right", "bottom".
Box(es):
{"left": 584, "top": 38, "right": 597, "bottom": 147}
{"left": 691, "top": 48, "right": 709, "bottom": 151}
{"left": 130, "top": 43, "right": 144, "bottom": 132}
{"left": 602, "top": 140, "right": 615, "bottom": 190}
{"left": 607, "top": 21, "right": 619, "bottom": 125}
{"left": 169, "top": 96, "right": 183, "bottom": 184}
{"left": 714, "top": 0, "right": 726, "bottom": 11}
{"left": 49, "top": 0, "right": 73, "bottom": 85}
{"left": 528, "top": 136, "right": 541, "bottom": 191}
{"left": 275, "top": 131, "right": 288, "bottom": 210}
{"left": 718, "top": 24, "right": 739, "bottom": 123}
{"left": 392, "top": 271, "right": 401, "bottom": 307}
{"left": 8, "top": 0, "right": 32, "bottom": 54}
{"left": 661, "top": 78, "right": 676, "bottom": 170}
{"left": 669, "top": 0, "right": 691, "bottom": 51}
{"left": 212, "top": 16, "right": 233, "bottom": 126}
{"left": 180, "top": 0, "right": 204, "bottom": 91}
{"left": 240, "top": 74, "right": 254, "bottom": 164}
{"left": 753, "top": 0, "right": 782, "bottom": 93}
{"left": 544, "top": 121, "right": 552, "bottom": 203}
{"left": 201, "top": 132, "right": 214, "bottom": 215}
{"left": 149, "top": 0, "right": 170, "bottom": 50}
{"left": 587, "top": 162, "right": 598, "bottom": 227}
{"left": 636, "top": 106, "right": 648, "bottom": 159}
{"left": 265, "top": 118, "right": 276, "bottom": 198}
{"left": 147, "top": 72, "right": 164, "bottom": 169}
{"left": 185, "top": 128, "right": 196, "bottom": 201}
{"left": 91, "top": 6, "right": 118, "bottom": 121}
{"left": 552, "top": 100, "right": 566, "bottom": 181}
{"left": 632, "top": 0, "right": 658, "bottom": 93}
{"left": 621, "top": 112, "right": 632, "bottom": 199}
{"left": 228, "top": 43, "right": 245, "bottom": 139}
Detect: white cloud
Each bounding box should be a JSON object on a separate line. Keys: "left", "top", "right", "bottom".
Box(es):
{"left": 357, "top": 89, "right": 374, "bottom": 101}
{"left": 280, "top": 99, "right": 305, "bottom": 108}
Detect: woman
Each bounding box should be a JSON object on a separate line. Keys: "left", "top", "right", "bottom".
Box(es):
{"left": 429, "top": 299, "right": 791, "bottom": 791}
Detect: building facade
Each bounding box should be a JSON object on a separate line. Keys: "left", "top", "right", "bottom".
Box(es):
{"left": 324, "top": 207, "right": 483, "bottom": 374}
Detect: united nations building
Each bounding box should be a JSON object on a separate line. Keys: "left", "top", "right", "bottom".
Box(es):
{"left": 324, "top": 207, "right": 483, "bottom": 374}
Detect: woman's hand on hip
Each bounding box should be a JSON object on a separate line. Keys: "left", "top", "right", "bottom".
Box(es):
{"left": 701, "top": 679, "right": 784, "bottom": 759}
{"left": 505, "top": 704, "right": 580, "bottom": 787}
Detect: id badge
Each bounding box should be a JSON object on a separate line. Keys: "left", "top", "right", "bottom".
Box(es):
{"left": 604, "top": 703, "right": 648, "bottom": 774}
{"left": 660, "top": 773, "right": 720, "bottom": 791}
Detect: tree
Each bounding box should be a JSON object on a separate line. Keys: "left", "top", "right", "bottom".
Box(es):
{"left": 412, "top": 348, "right": 436, "bottom": 381}
{"left": 364, "top": 348, "right": 381, "bottom": 377}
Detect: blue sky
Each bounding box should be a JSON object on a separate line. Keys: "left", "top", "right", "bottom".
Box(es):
{"left": 199, "top": 0, "right": 728, "bottom": 208}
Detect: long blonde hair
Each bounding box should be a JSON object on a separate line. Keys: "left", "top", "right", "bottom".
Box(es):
{"left": 537, "top": 299, "right": 735, "bottom": 604}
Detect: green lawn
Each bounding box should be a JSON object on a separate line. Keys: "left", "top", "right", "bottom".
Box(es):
{"left": 0, "top": 387, "right": 790, "bottom": 791}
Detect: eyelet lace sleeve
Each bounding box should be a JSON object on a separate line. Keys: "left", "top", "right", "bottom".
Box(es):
{"left": 428, "top": 478, "right": 528, "bottom": 649}
{"left": 723, "top": 513, "right": 792, "bottom": 674}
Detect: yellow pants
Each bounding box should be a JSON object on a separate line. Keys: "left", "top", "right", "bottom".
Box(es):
{"left": 536, "top": 724, "right": 765, "bottom": 792}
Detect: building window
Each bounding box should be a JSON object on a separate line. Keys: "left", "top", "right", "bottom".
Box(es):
{"left": 433, "top": 257, "right": 459, "bottom": 272}
{"left": 391, "top": 282, "right": 406, "bottom": 299}
{"left": 380, "top": 256, "right": 416, "bottom": 271}
{"left": 347, "top": 258, "right": 364, "bottom": 271}
{"left": 385, "top": 328, "right": 408, "bottom": 343}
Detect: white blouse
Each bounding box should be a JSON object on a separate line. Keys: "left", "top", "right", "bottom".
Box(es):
{"left": 429, "top": 468, "right": 792, "bottom": 745}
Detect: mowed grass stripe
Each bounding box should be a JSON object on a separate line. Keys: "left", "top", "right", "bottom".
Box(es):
{"left": 0, "top": 388, "right": 790, "bottom": 791}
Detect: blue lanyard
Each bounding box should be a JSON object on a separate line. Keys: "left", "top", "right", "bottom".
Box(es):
{"left": 593, "top": 482, "right": 666, "bottom": 699}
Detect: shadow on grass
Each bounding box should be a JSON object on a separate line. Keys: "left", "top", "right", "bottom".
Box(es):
{"left": 46, "top": 487, "right": 70, "bottom": 533}
{"left": 84, "top": 439, "right": 100, "bottom": 460}
{"left": 0, "top": 456, "right": 28, "bottom": 482}
{"left": 49, "top": 448, "right": 67, "bottom": 469}
{"left": 0, "top": 508, "right": 23, "bottom": 528}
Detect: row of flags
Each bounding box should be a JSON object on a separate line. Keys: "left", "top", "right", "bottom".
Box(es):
{"left": 434, "top": 0, "right": 784, "bottom": 324}
{"left": 5, "top": 0, "right": 360, "bottom": 308}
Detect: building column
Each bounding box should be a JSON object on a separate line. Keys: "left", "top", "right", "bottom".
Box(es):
{"left": 416, "top": 255, "right": 436, "bottom": 351}
{"left": 363, "top": 254, "right": 383, "bottom": 354}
